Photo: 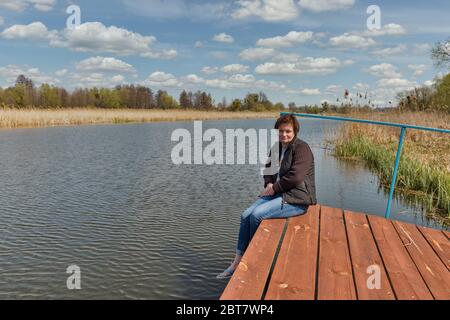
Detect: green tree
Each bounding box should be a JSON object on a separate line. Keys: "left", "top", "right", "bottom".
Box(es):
{"left": 243, "top": 93, "right": 259, "bottom": 111}
{"left": 230, "top": 99, "right": 242, "bottom": 111}
{"left": 274, "top": 102, "right": 284, "bottom": 110}
{"left": 179, "top": 90, "right": 192, "bottom": 109}
{"left": 156, "top": 90, "right": 179, "bottom": 109}
{"left": 435, "top": 73, "right": 450, "bottom": 112}
{"left": 39, "top": 84, "right": 60, "bottom": 107}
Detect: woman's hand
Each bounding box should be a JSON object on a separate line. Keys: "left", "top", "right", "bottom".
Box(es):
{"left": 259, "top": 183, "right": 275, "bottom": 197}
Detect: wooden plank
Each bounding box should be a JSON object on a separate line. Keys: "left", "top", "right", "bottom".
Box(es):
{"left": 418, "top": 226, "right": 450, "bottom": 270}
{"left": 393, "top": 220, "right": 450, "bottom": 300}
{"left": 264, "top": 205, "right": 320, "bottom": 300}
{"left": 443, "top": 230, "right": 450, "bottom": 241}
{"left": 220, "top": 219, "right": 286, "bottom": 300}
{"left": 317, "top": 206, "right": 357, "bottom": 300}
{"left": 368, "top": 215, "right": 433, "bottom": 300}
{"left": 344, "top": 211, "right": 395, "bottom": 299}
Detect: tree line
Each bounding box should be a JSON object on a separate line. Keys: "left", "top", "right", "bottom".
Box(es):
{"left": 0, "top": 75, "right": 382, "bottom": 114}
{"left": 0, "top": 75, "right": 288, "bottom": 111}
{"left": 396, "top": 73, "right": 450, "bottom": 113}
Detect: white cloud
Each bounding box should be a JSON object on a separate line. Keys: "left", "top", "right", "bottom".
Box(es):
{"left": 228, "top": 74, "right": 256, "bottom": 83}
{"left": 232, "top": 0, "right": 299, "bottom": 22}
{"left": 194, "top": 41, "right": 204, "bottom": 48}
{"left": 329, "top": 33, "right": 377, "bottom": 49}
{"left": 372, "top": 44, "right": 407, "bottom": 57}
{"left": 1, "top": 21, "right": 58, "bottom": 41}
{"left": 299, "top": 0, "right": 355, "bottom": 12}
{"left": 76, "top": 56, "right": 136, "bottom": 73}
{"left": 377, "top": 78, "right": 416, "bottom": 90}
{"left": 412, "top": 43, "right": 432, "bottom": 55}
{"left": 329, "top": 24, "right": 405, "bottom": 52}
{"left": 58, "top": 22, "right": 155, "bottom": 55}
{"left": 408, "top": 64, "right": 427, "bottom": 77}
{"left": 221, "top": 64, "right": 249, "bottom": 74}
{"left": 239, "top": 47, "right": 275, "bottom": 61}
{"left": 204, "top": 73, "right": 285, "bottom": 91}
{"left": 255, "top": 56, "right": 343, "bottom": 75}
{"left": 212, "top": 32, "right": 234, "bottom": 43}
{"left": 271, "top": 52, "right": 301, "bottom": 63}
{"left": 70, "top": 72, "right": 128, "bottom": 88}
{"left": 0, "top": 0, "right": 56, "bottom": 12}
{"left": 0, "top": 64, "right": 58, "bottom": 86}
{"left": 195, "top": 74, "right": 256, "bottom": 89}
{"left": 299, "top": 88, "right": 321, "bottom": 95}
{"left": 1, "top": 21, "right": 178, "bottom": 59}
{"left": 201, "top": 66, "right": 219, "bottom": 75}
{"left": 71, "top": 72, "right": 104, "bottom": 85}
{"left": 0, "top": 16, "right": 4, "bottom": 26}
{"left": 343, "top": 59, "right": 355, "bottom": 66}
{"left": 55, "top": 69, "right": 68, "bottom": 77}
{"left": 363, "top": 23, "right": 406, "bottom": 37}
{"left": 31, "top": 0, "right": 55, "bottom": 11}
{"left": 353, "top": 83, "right": 370, "bottom": 91}
{"left": 140, "top": 49, "right": 178, "bottom": 59}
{"left": 367, "top": 63, "right": 402, "bottom": 79}
{"left": 204, "top": 78, "right": 237, "bottom": 89}
{"left": 256, "top": 31, "right": 315, "bottom": 48}
{"left": 142, "top": 71, "right": 181, "bottom": 87}
{"left": 183, "top": 74, "right": 204, "bottom": 84}
{"left": 0, "top": 0, "right": 25, "bottom": 11}
{"left": 325, "top": 84, "right": 342, "bottom": 94}
{"left": 111, "top": 75, "right": 125, "bottom": 83}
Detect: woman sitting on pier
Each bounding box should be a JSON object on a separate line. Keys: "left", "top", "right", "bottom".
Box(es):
{"left": 217, "top": 114, "right": 317, "bottom": 279}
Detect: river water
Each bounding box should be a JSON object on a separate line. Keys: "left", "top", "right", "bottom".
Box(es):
{"left": 0, "top": 118, "right": 446, "bottom": 299}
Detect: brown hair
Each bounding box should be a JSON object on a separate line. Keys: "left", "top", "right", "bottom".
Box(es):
{"left": 274, "top": 114, "right": 300, "bottom": 137}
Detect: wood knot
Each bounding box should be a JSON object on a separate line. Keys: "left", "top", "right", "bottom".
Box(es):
{"left": 239, "top": 262, "right": 248, "bottom": 272}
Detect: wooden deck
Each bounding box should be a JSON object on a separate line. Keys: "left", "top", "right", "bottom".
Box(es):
{"left": 220, "top": 205, "right": 450, "bottom": 300}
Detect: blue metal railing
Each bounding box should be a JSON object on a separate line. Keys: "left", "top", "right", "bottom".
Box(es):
{"left": 280, "top": 112, "right": 450, "bottom": 219}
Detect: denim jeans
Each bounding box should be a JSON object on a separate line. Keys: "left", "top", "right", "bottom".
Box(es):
{"left": 236, "top": 194, "right": 308, "bottom": 256}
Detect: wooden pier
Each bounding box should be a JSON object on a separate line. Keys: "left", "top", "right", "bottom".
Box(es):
{"left": 220, "top": 205, "right": 450, "bottom": 300}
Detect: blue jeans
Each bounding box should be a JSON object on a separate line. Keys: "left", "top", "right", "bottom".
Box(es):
{"left": 236, "top": 194, "right": 308, "bottom": 256}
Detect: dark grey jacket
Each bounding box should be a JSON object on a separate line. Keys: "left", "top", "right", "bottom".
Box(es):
{"left": 264, "top": 138, "right": 317, "bottom": 206}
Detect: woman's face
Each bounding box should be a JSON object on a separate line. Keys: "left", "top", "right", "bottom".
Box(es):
{"left": 278, "top": 123, "right": 295, "bottom": 144}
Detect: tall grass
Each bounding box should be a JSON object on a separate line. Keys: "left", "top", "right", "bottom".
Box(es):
{"left": 0, "top": 108, "right": 280, "bottom": 129}
{"left": 334, "top": 111, "right": 450, "bottom": 221}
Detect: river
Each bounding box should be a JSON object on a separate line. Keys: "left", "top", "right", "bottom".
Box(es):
{"left": 0, "top": 118, "right": 446, "bottom": 299}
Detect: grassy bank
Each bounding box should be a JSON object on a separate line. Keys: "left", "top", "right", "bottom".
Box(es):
{"left": 333, "top": 111, "right": 450, "bottom": 223}
{"left": 0, "top": 108, "right": 280, "bottom": 129}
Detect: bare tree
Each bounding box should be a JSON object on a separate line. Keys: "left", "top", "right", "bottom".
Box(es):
{"left": 431, "top": 38, "right": 450, "bottom": 69}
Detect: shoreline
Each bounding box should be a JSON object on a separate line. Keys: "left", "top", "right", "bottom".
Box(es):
{"left": 0, "top": 108, "right": 281, "bottom": 130}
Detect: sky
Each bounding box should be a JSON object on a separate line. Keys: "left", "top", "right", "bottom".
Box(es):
{"left": 0, "top": 0, "right": 449, "bottom": 107}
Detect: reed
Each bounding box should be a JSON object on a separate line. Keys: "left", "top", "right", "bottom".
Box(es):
{"left": 0, "top": 108, "right": 280, "bottom": 129}
{"left": 334, "top": 111, "right": 450, "bottom": 221}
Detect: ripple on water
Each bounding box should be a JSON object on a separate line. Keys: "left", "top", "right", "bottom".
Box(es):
{"left": 0, "top": 119, "right": 446, "bottom": 299}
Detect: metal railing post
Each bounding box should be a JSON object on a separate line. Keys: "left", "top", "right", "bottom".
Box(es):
{"left": 385, "top": 126, "right": 406, "bottom": 219}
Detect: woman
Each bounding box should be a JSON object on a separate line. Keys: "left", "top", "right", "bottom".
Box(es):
{"left": 217, "top": 114, "right": 317, "bottom": 279}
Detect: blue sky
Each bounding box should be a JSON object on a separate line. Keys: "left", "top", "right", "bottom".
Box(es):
{"left": 0, "top": 0, "right": 449, "bottom": 107}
